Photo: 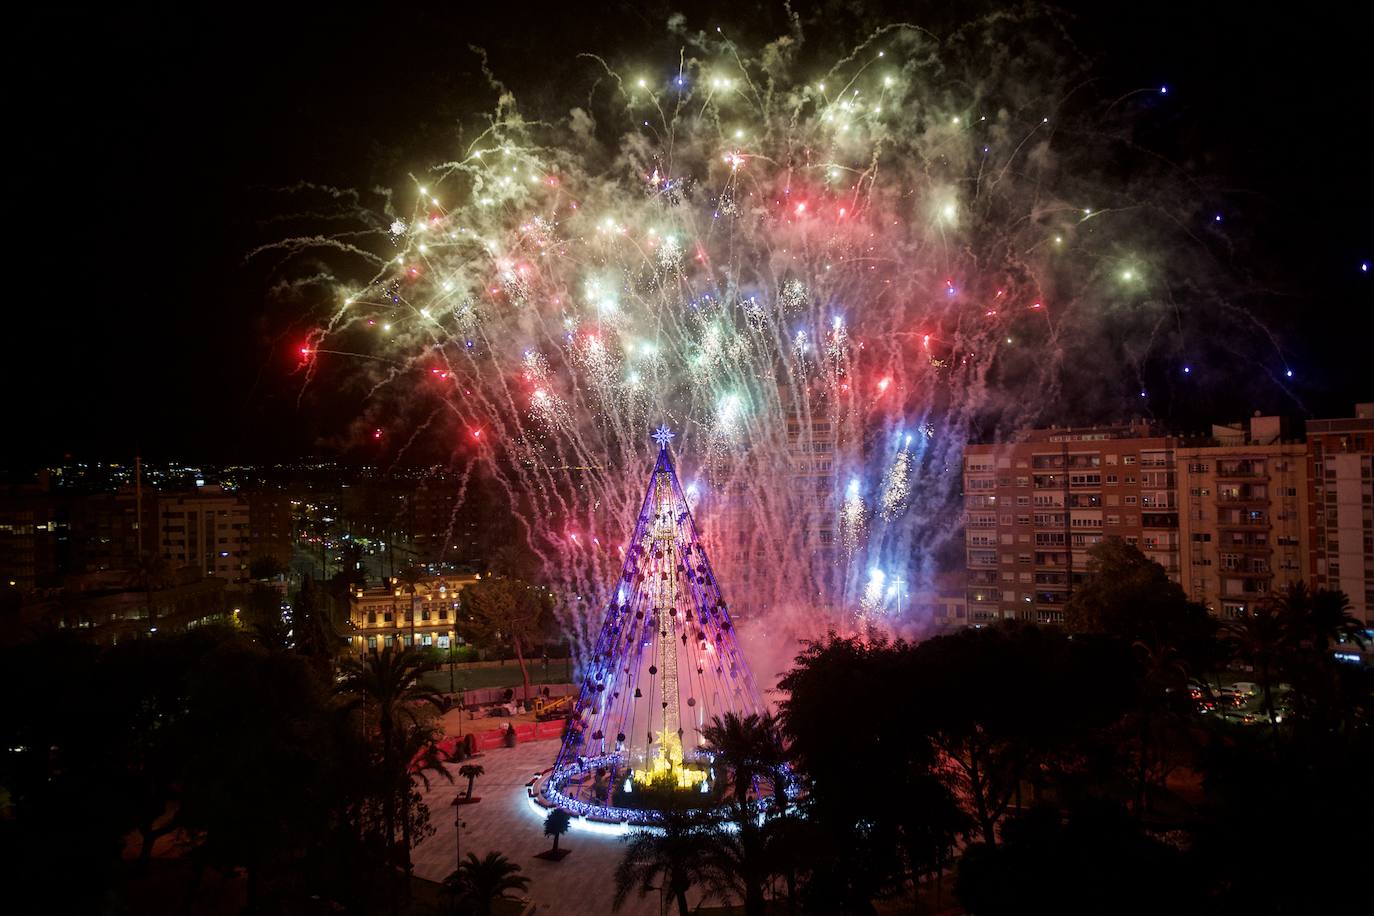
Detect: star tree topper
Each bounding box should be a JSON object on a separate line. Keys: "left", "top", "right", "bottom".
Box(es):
{"left": 652, "top": 424, "right": 675, "bottom": 450}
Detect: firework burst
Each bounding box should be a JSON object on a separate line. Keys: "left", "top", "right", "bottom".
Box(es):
{"left": 275, "top": 14, "right": 1252, "bottom": 647}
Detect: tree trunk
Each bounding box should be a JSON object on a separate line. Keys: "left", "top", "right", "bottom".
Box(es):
{"left": 1136, "top": 714, "right": 1150, "bottom": 817}
{"left": 513, "top": 634, "right": 531, "bottom": 705}
{"left": 137, "top": 824, "right": 157, "bottom": 873}
{"left": 1261, "top": 657, "right": 1279, "bottom": 742}
{"left": 746, "top": 884, "right": 766, "bottom": 916}
{"left": 381, "top": 714, "right": 399, "bottom": 916}
{"left": 552, "top": 832, "right": 560, "bottom": 852}
{"left": 401, "top": 788, "right": 414, "bottom": 884}
{"left": 969, "top": 756, "right": 996, "bottom": 846}
{"left": 180, "top": 849, "right": 206, "bottom": 916}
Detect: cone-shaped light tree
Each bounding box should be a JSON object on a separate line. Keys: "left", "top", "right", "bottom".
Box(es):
{"left": 543, "top": 426, "right": 767, "bottom": 823}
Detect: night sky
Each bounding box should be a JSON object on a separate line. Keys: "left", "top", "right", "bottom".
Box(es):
{"left": 10, "top": 1, "right": 1370, "bottom": 465}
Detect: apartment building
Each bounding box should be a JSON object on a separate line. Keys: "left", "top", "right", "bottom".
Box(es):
{"left": 912, "top": 573, "right": 969, "bottom": 630}
{"left": 963, "top": 421, "right": 1180, "bottom": 624}
{"left": 157, "top": 486, "right": 251, "bottom": 583}
{"left": 704, "top": 402, "right": 840, "bottom": 620}
{"left": 1307, "top": 404, "right": 1374, "bottom": 624}
{"left": 1177, "top": 415, "right": 1309, "bottom": 618}
{"left": 342, "top": 572, "right": 480, "bottom": 653}
{"left": 246, "top": 488, "right": 293, "bottom": 570}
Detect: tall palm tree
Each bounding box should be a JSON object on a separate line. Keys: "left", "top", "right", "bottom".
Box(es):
{"left": 125, "top": 551, "right": 172, "bottom": 634}
{"left": 1224, "top": 603, "right": 1289, "bottom": 738}
{"left": 458, "top": 763, "right": 485, "bottom": 799}
{"left": 1275, "top": 584, "right": 1366, "bottom": 732}
{"left": 1129, "top": 638, "right": 1190, "bottom": 815}
{"left": 614, "top": 803, "right": 720, "bottom": 916}
{"left": 398, "top": 724, "right": 454, "bottom": 879}
{"left": 700, "top": 712, "right": 789, "bottom": 916}
{"left": 488, "top": 541, "right": 540, "bottom": 581}
{"left": 396, "top": 565, "right": 426, "bottom": 649}
{"left": 1289, "top": 585, "right": 1366, "bottom": 653}
{"left": 335, "top": 645, "right": 444, "bottom": 898}
{"left": 701, "top": 712, "right": 787, "bottom": 809}
{"left": 444, "top": 851, "right": 530, "bottom": 916}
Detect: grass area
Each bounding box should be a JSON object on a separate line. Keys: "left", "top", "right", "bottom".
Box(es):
{"left": 421, "top": 660, "right": 574, "bottom": 693}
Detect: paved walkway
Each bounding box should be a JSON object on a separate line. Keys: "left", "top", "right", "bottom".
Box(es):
{"left": 412, "top": 737, "right": 721, "bottom": 915}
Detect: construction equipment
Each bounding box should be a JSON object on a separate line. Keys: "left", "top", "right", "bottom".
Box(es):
{"left": 533, "top": 694, "right": 571, "bottom": 721}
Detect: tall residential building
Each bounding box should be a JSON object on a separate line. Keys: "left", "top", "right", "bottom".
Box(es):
{"left": 963, "top": 422, "right": 1180, "bottom": 624}
{"left": 0, "top": 480, "right": 63, "bottom": 592}
{"left": 1177, "top": 415, "right": 1309, "bottom": 617}
{"left": 157, "top": 486, "right": 251, "bottom": 583}
{"left": 702, "top": 400, "right": 840, "bottom": 620}
{"left": 1306, "top": 404, "right": 1374, "bottom": 624}
{"left": 75, "top": 487, "right": 158, "bottom": 574}
{"left": 245, "top": 488, "right": 293, "bottom": 570}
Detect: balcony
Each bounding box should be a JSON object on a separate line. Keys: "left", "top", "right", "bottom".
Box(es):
{"left": 1220, "top": 491, "right": 1269, "bottom": 505}
{"left": 1223, "top": 541, "right": 1272, "bottom": 554}
{"left": 1217, "top": 512, "right": 1268, "bottom": 528}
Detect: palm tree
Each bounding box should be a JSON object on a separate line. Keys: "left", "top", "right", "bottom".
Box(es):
{"left": 543, "top": 809, "right": 571, "bottom": 855}
{"left": 488, "top": 541, "right": 540, "bottom": 581}
{"left": 396, "top": 565, "right": 425, "bottom": 649}
{"left": 700, "top": 712, "right": 788, "bottom": 916}
{"left": 1224, "top": 602, "right": 1289, "bottom": 738}
{"left": 444, "top": 851, "right": 530, "bottom": 916}
{"left": 1129, "top": 638, "right": 1190, "bottom": 815}
{"left": 700, "top": 712, "right": 787, "bottom": 808}
{"left": 397, "top": 724, "right": 454, "bottom": 878}
{"left": 1274, "top": 584, "right": 1366, "bottom": 731}
{"left": 1297, "top": 587, "right": 1363, "bottom": 650}
{"left": 458, "top": 763, "right": 485, "bottom": 800}
{"left": 125, "top": 551, "right": 172, "bottom": 634}
{"left": 335, "top": 645, "right": 444, "bottom": 898}
{"left": 614, "top": 803, "right": 719, "bottom": 916}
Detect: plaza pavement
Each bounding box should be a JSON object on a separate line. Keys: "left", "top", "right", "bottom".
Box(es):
{"left": 412, "top": 733, "right": 724, "bottom": 916}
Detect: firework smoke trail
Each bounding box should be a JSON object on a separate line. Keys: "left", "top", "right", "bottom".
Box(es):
{"left": 278, "top": 16, "right": 1248, "bottom": 654}
{"left": 879, "top": 434, "right": 913, "bottom": 523}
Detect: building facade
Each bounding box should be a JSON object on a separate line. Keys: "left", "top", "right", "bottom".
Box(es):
{"left": 964, "top": 408, "right": 1373, "bottom": 628}
{"left": 341, "top": 572, "right": 480, "bottom": 653}
{"left": 0, "top": 481, "right": 63, "bottom": 592}
{"left": 2, "top": 569, "right": 228, "bottom": 646}
{"left": 963, "top": 422, "right": 1180, "bottom": 624}
{"left": 1307, "top": 405, "right": 1374, "bottom": 624}
{"left": 157, "top": 486, "right": 251, "bottom": 583}
{"left": 246, "top": 488, "right": 294, "bottom": 570}
{"left": 1177, "top": 416, "right": 1309, "bottom": 617}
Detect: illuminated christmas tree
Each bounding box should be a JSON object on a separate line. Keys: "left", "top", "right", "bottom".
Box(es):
{"left": 537, "top": 426, "right": 766, "bottom": 824}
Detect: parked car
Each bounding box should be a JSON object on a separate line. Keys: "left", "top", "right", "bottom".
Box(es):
{"left": 1231, "top": 682, "right": 1260, "bottom": 698}
{"left": 1215, "top": 688, "right": 1247, "bottom": 709}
